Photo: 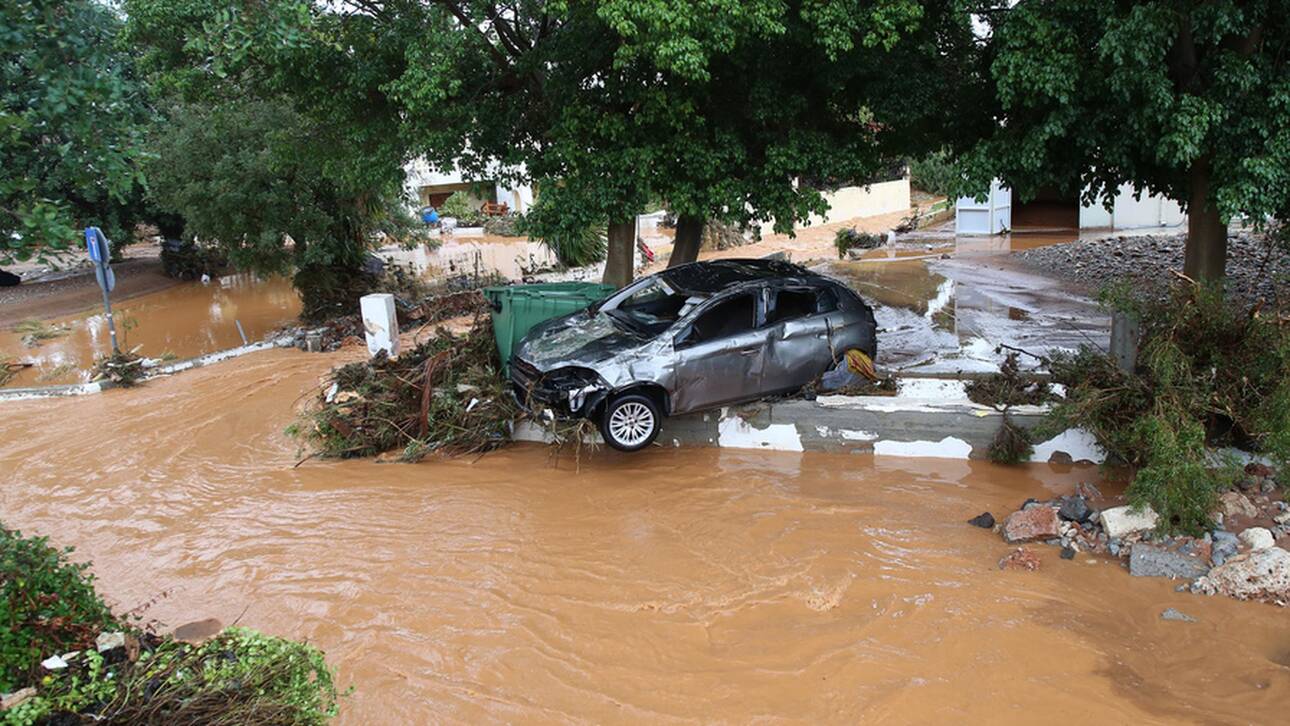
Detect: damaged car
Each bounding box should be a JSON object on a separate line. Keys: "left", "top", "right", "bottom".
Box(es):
{"left": 510, "top": 258, "right": 877, "bottom": 451}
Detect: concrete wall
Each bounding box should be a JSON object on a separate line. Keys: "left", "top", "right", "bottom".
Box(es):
{"left": 759, "top": 177, "right": 911, "bottom": 237}
{"left": 515, "top": 385, "right": 1105, "bottom": 465}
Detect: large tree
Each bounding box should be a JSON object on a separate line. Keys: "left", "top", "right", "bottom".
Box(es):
{"left": 393, "top": 0, "right": 984, "bottom": 284}
{"left": 124, "top": 0, "right": 414, "bottom": 318}
{"left": 1, "top": 0, "right": 150, "bottom": 263}
{"left": 961, "top": 0, "right": 1290, "bottom": 281}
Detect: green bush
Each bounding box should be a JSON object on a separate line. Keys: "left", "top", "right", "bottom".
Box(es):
{"left": 1047, "top": 283, "right": 1288, "bottom": 534}
{"left": 834, "top": 227, "right": 884, "bottom": 258}
{"left": 438, "top": 193, "right": 487, "bottom": 227}
{"left": 1, "top": 525, "right": 120, "bottom": 693}
{"left": 0, "top": 525, "right": 340, "bottom": 724}
{"left": 908, "top": 149, "right": 959, "bottom": 198}
{"left": 483, "top": 213, "right": 525, "bottom": 237}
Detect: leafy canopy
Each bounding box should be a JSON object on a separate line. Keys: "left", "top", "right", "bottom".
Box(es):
{"left": 1, "top": 0, "right": 151, "bottom": 263}
{"left": 960, "top": 1, "right": 1290, "bottom": 221}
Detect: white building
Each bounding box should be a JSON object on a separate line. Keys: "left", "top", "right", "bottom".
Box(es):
{"left": 956, "top": 181, "right": 1186, "bottom": 235}
{"left": 404, "top": 159, "right": 534, "bottom": 215}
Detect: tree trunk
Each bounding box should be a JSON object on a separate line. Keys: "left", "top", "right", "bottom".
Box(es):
{"left": 667, "top": 214, "right": 705, "bottom": 268}
{"left": 1183, "top": 158, "right": 1227, "bottom": 282}
{"left": 603, "top": 219, "right": 636, "bottom": 288}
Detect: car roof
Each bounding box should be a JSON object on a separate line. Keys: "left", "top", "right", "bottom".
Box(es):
{"left": 657, "top": 258, "right": 819, "bottom": 295}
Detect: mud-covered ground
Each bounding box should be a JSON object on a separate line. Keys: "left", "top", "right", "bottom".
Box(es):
{"left": 1015, "top": 232, "right": 1290, "bottom": 305}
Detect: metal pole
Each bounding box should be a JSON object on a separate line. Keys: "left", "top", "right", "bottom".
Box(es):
{"left": 98, "top": 261, "right": 119, "bottom": 355}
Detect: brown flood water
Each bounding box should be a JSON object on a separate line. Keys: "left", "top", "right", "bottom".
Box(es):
{"left": 2, "top": 347, "right": 1287, "bottom": 723}
{"left": 0, "top": 274, "right": 300, "bottom": 387}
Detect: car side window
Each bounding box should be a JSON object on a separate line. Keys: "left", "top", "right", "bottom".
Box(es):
{"left": 766, "top": 289, "right": 819, "bottom": 324}
{"left": 679, "top": 293, "right": 757, "bottom": 346}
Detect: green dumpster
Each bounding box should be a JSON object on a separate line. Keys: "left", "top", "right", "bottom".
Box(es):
{"left": 483, "top": 282, "right": 617, "bottom": 373}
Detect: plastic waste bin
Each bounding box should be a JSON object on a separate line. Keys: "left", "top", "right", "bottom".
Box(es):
{"left": 483, "top": 282, "right": 617, "bottom": 373}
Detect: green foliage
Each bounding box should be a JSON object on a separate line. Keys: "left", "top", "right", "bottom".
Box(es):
{"left": 5, "top": 629, "right": 340, "bottom": 725}
{"left": 1, "top": 0, "right": 152, "bottom": 263}
{"left": 483, "top": 214, "right": 526, "bottom": 238}
{"left": 0, "top": 525, "right": 120, "bottom": 693}
{"left": 988, "top": 413, "right": 1034, "bottom": 466}
{"left": 523, "top": 190, "right": 608, "bottom": 268}
{"left": 0, "top": 526, "right": 339, "bottom": 724}
{"left": 1048, "top": 283, "right": 1289, "bottom": 533}
{"left": 959, "top": 1, "right": 1290, "bottom": 275}
{"left": 908, "top": 149, "right": 959, "bottom": 198}
{"left": 438, "top": 193, "right": 486, "bottom": 228}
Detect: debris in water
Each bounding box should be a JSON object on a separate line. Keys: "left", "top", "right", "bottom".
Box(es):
{"left": 91, "top": 349, "right": 146, "bottom": 387}
{"left": 998, "top": 547, "right": 1042, "bottom": 571}
{"left": 1160, "top": 608, "right": 1197, "bottom": 622}
{"left": 14, "top": 319, "right": 69, "bottom": 348}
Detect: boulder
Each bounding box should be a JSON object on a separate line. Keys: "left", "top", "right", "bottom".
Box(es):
{"left": 1100, "top": 505, "right": 1159, "bottom": 539}
{"left": 1058, "top": 495, "right": 1093, "bottom": 523}
{"left": 1002, "top": 506, "right": 1061, "bottom": 543}
{"left": 1194, "top": 547, "right": 1290, "bottom": 604}
{"left": 1129, "top": 543, "right": 1211, "bottom": 579}
{"left": 1239, "top": 527, "right": 1276, "bottom": 551}
{"left": 1218, "top": 491, "right": 1259, "bottom": 519}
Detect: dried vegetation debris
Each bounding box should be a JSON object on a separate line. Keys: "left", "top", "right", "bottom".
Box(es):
{"left": 296, "top": 309, "right": 517, "bottom": 461}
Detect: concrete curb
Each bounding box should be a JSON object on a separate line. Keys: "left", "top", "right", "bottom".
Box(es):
{"left": 0, "top": 337, "right": 294, "bottom": 402}
{"left": 515, "top": 394, "right": 1105, "bottom": 463}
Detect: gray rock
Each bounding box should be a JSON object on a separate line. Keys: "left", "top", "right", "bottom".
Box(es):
{"left": 1239, "top": 527, "right": 1276, "bottom": 551}
{"left": 96, "top": 631, "right": 126, "bottom": 653}
{"left": 967, "top": 512, "right": 995, "bottom": 529}
{"left": 1060, "top": 546, "right": 1076, "bottom": 560}
{"left": 1101, "top": 505, "right": 1160, "bottom": 539}
{"left": 1058, "top": 495, "right": 1093, "bottom": 523}
{"left": 1160, "top": 608, "right": 1197, "bottom": 623}
{"left": 1129, "top": 543, "right": 1211, "bottom": 579}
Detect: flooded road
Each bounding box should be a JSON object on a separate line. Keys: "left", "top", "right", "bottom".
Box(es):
{"left": 0, "top": 274, "right": 300, "bottom": 386}
{"left": 1, "top": 348, "right": 1286, "bottom": 723}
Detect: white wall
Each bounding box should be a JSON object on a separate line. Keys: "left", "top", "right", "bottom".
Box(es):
{"left": 403, "top": 158, "right": 534, "bottom": 214}
{"left": 1079, "top": 183, "right": 1185, "bottom": 229}
{"left": 758, "top": 177, "right": 910, "bottom": 236}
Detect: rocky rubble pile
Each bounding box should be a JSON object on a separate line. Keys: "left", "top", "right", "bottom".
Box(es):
{"left": 973, "top": 463, "right": 1290, "bottom": 606}
{"left": 1015, "top": 232, "right": 1290, "bottom": 306}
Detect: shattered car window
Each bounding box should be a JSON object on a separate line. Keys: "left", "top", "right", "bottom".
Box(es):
{"left": 607, "top": 279, "right": 691, "bottom": 335}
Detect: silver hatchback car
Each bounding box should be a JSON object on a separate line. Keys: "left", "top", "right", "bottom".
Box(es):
{"left": 511, "top": 259, "right": 877, "bottom": 451}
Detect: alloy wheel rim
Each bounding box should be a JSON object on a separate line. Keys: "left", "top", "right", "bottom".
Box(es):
{"left": 609, "top": 401, "right": 654, "bottom": 446}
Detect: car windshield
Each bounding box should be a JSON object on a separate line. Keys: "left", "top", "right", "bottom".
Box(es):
{"left": 606, "top": 279, "right": 692, "bottom": 335}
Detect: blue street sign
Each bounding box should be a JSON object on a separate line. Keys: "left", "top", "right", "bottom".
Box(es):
{"left": 85, "top": 227, "right": 110, "bottom": 264}
{"left": 84, "top": 226, "right": 120, "bottom": 353}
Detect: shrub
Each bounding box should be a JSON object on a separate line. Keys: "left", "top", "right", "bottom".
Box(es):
{"left": 0, "top": 525, "right": 120, "bottom": 692}
{"left": 0, "top": 525, "right": 341, "bottom": 723}
{"left": 834, "top": 228, "right": 885, "bottom": 258}
{"left": 1047, "top": 282, "right": 1288, "bottom": 534}
{"left": 438, "top": 193, "right": 487, "bottom": 227}
{"left": 908, "top": 149, "right": 959, "bottom": 198}
{"left": 483, "top": 213, "right": 525, "bottom": 237}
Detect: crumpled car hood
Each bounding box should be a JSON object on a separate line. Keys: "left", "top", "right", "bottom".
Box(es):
{"left": 516, "top": 311, "right": 649, "bottom": 369}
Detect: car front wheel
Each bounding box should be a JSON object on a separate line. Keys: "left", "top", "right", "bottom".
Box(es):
{"left": 599, "top": 393, "right": 661, "bottom": 452}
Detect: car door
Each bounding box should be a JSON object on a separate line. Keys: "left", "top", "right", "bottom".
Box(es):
{"left": 668, "top": 290, "right": 767, "bottom": 413}
{"left": 760, "top": 286, "right": 838, "bottom": 392}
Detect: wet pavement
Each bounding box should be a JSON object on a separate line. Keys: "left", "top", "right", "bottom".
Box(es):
{"left": 1, "top": 348, "right": 1286, "bottom": 723}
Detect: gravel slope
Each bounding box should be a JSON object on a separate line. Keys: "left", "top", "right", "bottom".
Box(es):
{"left": 1015, "top": 232, "right": 1289, "bottom": 306}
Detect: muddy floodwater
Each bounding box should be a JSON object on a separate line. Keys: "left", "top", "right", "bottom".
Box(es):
{"left": 0, "top": 274, "right": 300, "bottom": 387}
{"left": 1, "top": 348, "right": 1287, "bottom": 724}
